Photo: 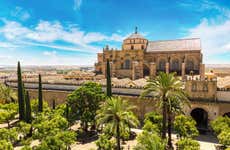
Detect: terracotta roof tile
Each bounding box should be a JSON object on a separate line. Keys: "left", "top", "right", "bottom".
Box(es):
{"left": 146, "top": 38, "right": 201, "bottom": 52}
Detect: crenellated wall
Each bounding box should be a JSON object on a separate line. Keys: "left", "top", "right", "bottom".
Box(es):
{"left": 185, "top": 80, "right": 217, "bottom": 100}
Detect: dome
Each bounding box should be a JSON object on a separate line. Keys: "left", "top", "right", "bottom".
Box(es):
{"left": 125, "top": 27, "right": 146, "bottom": 40}
{"left": 122, "top": 27, "right": 148, "bottom": 50}
{"left": 127, "top": 33, "right": 145, "bottom": 39}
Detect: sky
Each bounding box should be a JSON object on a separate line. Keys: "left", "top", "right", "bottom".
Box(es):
{"left": 0, "top": 0, "right": 230, "bottom": 66}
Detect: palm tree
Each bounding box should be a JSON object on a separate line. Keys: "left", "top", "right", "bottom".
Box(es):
{"left": 96, "top": 97, "right": 139, "bottom": 150}
{"left": 141, "top": 72, "right": 189, "bottom": 148}
{"left": 166, "top": 94, "right": 189, "bottom": 149}
{"left": 0, "top": 84, "right": 17, "bottom": 104}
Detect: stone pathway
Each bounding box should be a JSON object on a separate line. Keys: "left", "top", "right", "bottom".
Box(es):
{"left": 0, "top": 119, "right": 18, "bottom": 128}
{"left": 196, "top": 133, "right": 218, "bottom": 150}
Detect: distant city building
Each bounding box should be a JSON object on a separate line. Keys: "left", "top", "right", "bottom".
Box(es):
{"left": 95, "top": 28, "right": 205, "bottom": 79}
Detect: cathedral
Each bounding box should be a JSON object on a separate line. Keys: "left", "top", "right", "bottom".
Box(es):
{"left": 95, "top": 28, "right": 205, "bottom": 80}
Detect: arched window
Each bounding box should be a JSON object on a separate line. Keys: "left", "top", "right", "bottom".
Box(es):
{"left": 131, "top": 45, "right": 134, "bottom": 50}
{"left": 192, "top": 83, "right": 197, "bottom": 92}
{"left": 203, "top": 84, "right": 208, "bottom": 92}
{"left": 141, "top": 45, "right": 144, "bottom": 50}
{"left": 159, "top": 59, "right": 166, "bottom": 71}
{"left": 124, "top": 59, "right": 131, "bottom": 69}
{"left": 120, "top": 63, "right": 123, "bottom": 69}
{"left": 171, "top": 59, "right": 179, "bottom": 71}
{"left": 187, "top": 59, "right": 194, "bottom": 71}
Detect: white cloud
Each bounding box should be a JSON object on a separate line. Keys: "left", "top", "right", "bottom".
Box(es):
{"left": 0, "top": 21, "right": 30, "bottom": 40}
{"left": 11, "top": 6, "right": 30, "bottom": 21}
{"left": 0, "top": 20, "right": 126, "bottom": 51}
{"left": 0, "top": 19, "right": 129, "bottom": 65}
{"left": 186, "top": 19, "right": 230, "bottom": 64}
{"left": 182, "top": 0, "right": 230, "bottom": 63}
{"left": 33, "top": 55, "right": 96, "bottom": 66}
{"left": 83, "top": 32, "right": 107, "bottom": 43}
{"left": 223, "top": 43, "right": 230, "bottom": 50}
{"left": 0, "top": 42, "right": 18, "bottom": 48}
{"left": 22, "top": 41, "right": 99, "bottom": 53}
{"left": 109, "top": 33, "right": 126, "bottom": 42}
{"left": 43, "top": 50, "right": 57, "bottom": 57}
{"left": 0, "top": 55, "right": 12, "bottom": 59}
{"left": 0, "top": 49, "right": 96, "bottom": 66}
{"left": 73, "top": 0, "right": 82, "bottom": 10}
{"left": 178, "top": 0, "right": 230, "bottom": 25}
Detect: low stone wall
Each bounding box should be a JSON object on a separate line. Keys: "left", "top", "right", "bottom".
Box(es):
{"left": 25, "top": 89, "right": 230, "bottom": 122}
{"left": 26, "top": 89, "right": 157, "bottom": 121}
{"left": 217, "top": 91, "right": 230, "bottom": 102}
{"left": 28, "top": 89, "right": 70, "bottom": 106}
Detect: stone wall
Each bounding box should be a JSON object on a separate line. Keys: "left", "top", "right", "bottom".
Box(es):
{"left": 185, "top": 80, "right": 217, "bottom": 100}
{"left": 26, "top": 89, "right": 157, "bottom": 121}
{"left": 144, "top": 51, "right": 201, "bottom": 71}
{"left": 25, "top": 89, "right": 230, "bottom": 122}
{"left": 95, "top": 47, "right": 203, "bottom": 79}
{"left": 217, "top": 91, "right": 230, "bottom": 102}
{"left": 27, "top": 89, "right": 70, "bottom": 106}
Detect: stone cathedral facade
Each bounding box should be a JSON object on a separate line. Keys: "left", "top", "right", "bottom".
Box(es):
{"left": 95, "top": 28, "right": 205, "bottom": 80}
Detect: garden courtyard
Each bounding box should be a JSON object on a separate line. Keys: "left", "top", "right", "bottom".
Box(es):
{"left": 0, "top": 63, "right": 229, "bottom": 150}
{"left": 0, "top": 121, "right": 219, "bottom": 150}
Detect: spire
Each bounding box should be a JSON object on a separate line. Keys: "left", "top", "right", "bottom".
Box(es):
{"left": 135, "top": 26, "right": 138, "bottom": 34}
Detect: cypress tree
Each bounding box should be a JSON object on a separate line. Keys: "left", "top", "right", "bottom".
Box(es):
{"left": 106, "top": 59, "right": 112, "bottom": 97}
{"left": 22, "top": 83, "right": 26, "bottom": 121}
{"left": 52, "top": 99, "right": 56, "bottom": 109}
{"left": 25, "top": 91, "right": 32, "bottom": 123}
{"left": 17, "top": 61, "right": 25, "bottom": 120}
{"left": 65, "top": 103, "right": 69, "bottom": 121}
{"left": 38, "top": 74, "right": 43, "bottom": 112}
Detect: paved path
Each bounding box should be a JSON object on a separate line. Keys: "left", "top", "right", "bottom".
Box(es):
{"left": 196, "top": 133, "right": 218, "bottom": 150}
{"left": 0, "top": 119, "right": 18, "bottom": 128}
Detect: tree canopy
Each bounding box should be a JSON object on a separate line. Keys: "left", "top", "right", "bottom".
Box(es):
{"left": 141, "top": 72, "right": 189, "bottom": 148}
{"left": 176, "top": 138, "right": 200, "bottom": 150}
{"left": 0, "top": 103, "right": 18, "bottom": 128}
{"left": 96, "top": 97, "right": 139, "bottom": 150}
{"left": 67, "top": 82, "right": 105, "bottom": 131}
{"left": 134, "top": 131, "right": 165, "bottom": 150}
{"left": 211, "top": 116, "right": 230, "bottom": 147}
{"left": 174, "top": 115, "right": 198, "bottom": 138}
{"left": 0, "top": 84, "right": 17, "bottom": 104}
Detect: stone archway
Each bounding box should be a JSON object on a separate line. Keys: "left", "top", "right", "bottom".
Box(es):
{"left": 223, "top": 112, "right": 230, "bottom": 117}
{"left": 143, "top": 64, "right": 150, "bottom": 77}
{"left": 191, "top": 108, "right": 208, "bottom": 131}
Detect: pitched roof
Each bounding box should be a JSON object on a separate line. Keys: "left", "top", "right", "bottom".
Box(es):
{"left": 146, "top": 38, "right": 201, "bottom": 52}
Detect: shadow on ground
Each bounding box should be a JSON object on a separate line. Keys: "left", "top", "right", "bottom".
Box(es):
{"left": 195, "top": 132, "right": 218, "bottom": 144}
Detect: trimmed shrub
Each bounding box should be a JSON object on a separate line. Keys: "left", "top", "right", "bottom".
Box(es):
{"left": 96, "top": 134, "right": 116, "bottom": 150}
{"left": 218, "top": 128, "right": 230, "bottom": 147}
{"left": 177, "top": 138, "right": 200, "bottom": 150}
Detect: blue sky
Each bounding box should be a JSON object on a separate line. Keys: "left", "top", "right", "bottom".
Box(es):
{"left": 0, "top": 0, "right": 230, "bottom": 65}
